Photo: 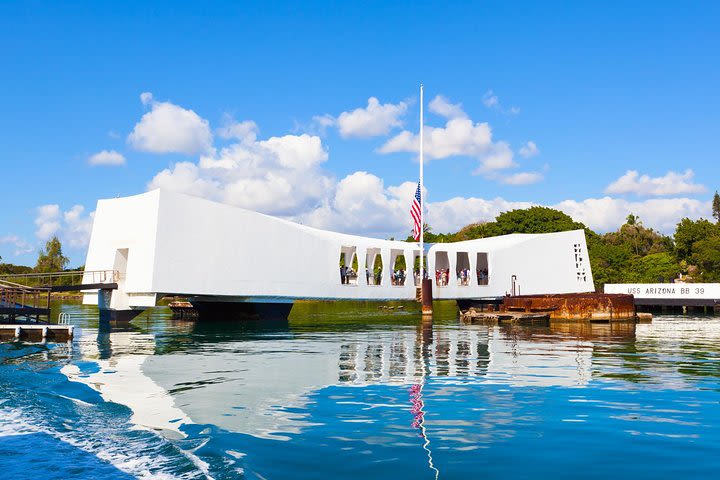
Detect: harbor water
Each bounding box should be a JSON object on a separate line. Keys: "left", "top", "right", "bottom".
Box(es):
{"left": 1, "top": 301, "right": 719, "bottom": 479}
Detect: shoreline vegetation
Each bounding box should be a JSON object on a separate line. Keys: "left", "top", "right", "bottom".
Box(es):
{"left": 3, "top": 199, "right": 720, "bottom": 293}
{"left": 403, "top": 201, "right": 720, "bottom": 290}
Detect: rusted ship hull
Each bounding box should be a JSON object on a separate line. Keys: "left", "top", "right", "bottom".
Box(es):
{"left": 500, "top": 293, "right": 638, "bottom": 321}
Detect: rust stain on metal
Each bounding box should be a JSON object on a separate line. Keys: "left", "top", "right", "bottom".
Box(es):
{"left": 501, "top": 293, "right": 636, "bottom": 321}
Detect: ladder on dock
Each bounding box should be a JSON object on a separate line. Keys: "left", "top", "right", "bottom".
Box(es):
{"left": 0, "top": 279, "right": 51, "bottom": 323}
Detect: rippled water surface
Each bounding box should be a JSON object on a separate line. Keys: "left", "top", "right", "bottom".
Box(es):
{"left": 2, "top": 302, "right": 720, "bottom": 479}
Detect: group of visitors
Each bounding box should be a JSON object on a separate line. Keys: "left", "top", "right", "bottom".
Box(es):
{"left": 342, "top": 265, "right": 452, "bottom": 287}
{"left": 435, "top": 269, "right": 451, "bottom": 286}
{"left": 477, "top": 268, "right": 489, "bottom": 285}
{"left": 413, "top": 269, "right": 428, "bottom": 286}
{"left": 365, "top": 267, "right": 383, "bottom": 285}
{"left": 457, "top": 268, "right": 472, "bottom": 286}
{"left": 339, "top": 265, "right": 357, "bottom": 284}
{"left": 433, "top": 268, "right": 490, "bottom": 286}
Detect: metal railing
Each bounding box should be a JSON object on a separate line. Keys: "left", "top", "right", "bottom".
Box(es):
{"left": 0, "top": 279, "right": 51, "bottom": 313}
{"left": 0, "top": 270, "right": 118, "bottom": 288}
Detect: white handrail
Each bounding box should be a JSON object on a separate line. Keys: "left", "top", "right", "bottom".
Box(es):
{"left": 58, "top": 312, "right": 70, "bottom": 325}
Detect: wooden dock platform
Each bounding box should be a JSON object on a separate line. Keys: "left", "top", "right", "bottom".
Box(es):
{"left": 0, "top": 324, "right": 75, "bottom": 342}
{"left": 460, "top": 308, "right": 550, "bottom": 324}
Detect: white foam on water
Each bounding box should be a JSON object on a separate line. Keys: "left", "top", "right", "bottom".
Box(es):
{"left": 0, "top": 404, "right": 213, "bottom": 479}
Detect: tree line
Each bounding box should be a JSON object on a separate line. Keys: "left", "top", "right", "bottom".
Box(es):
{"left": 408, "top": 191, "right": 720, "bottom": 290}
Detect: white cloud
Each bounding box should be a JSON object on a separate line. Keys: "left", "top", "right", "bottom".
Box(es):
{"left": 62, "top": 205, "right": 95, "bottom": 248}
{"left": 134, "top": 97, "right": 702, "bottom": 240}
{"left": 0, "top": 235, "right": 33, "bottom": 256}
{"left": 555, "top": 196, "right": 711, "bottom": 233}
{"left": 149, "top": 162, "right": 219, "bottom": 199}
{"left": 380, "top": 116, "right": 516, "bottom": 172}
{"left": 260, "top": 134, "right": 328, "bottom": 170}
{"left": 428, "top": 95, "right": 467, "bottom": 119}
{"left": 518, "top": 141, "right": 539, "bottom": 158}
{"left": 417, "top": 194, "right": 709, "bottom": 235}
{"left": 426, "top": 197, "right": 532, "bottom": 233}
{"left": 482, "top": 90, "right": 519, "bottom": 115}
{"left": 33, "top": 204, "right": 94, "bottom": 248}
{"left": 482, "top": 90, "right": 499, "bottom": 108}
{"left": 297, "top": 174, "right": 534, "bottom": 237}
{"left": 500, "top": 172, "right": 544, "bottom": 185}
{"left": 605, "top": 169, "right": 706, "bottom": 197}
{"left": 140, "top": 92, "right": 153, "bottom": 105}
{"left": 149, "top": 132, "right": 331, "bottom": 216}
{"left": 148, "top": 141, "right": 712, "bottom": 240}
{"left": 88, "top": 149, "right": 126, "bottom": 166}
{"left": 336, "top": 97, "right": 408, "bottom": 138}
{"left": 300, "top": 179, "right": 710, "bottom": 237}
{"left": 217, "top": 118, "right": 258, "bottom": 141}
{"left": 128, "top": 93, "right": 213, "bottom": 155}
{"left": 379, "top": 95, "right": 526, "bottom": 174}
{"left": 35, "top": 204, "right": 61, "bottom": 240}
{"left": 308, "top": 114, "right": 336, "bottom": 136}
{"left": 299, "top": 173, "right": 412, "bottom": 236}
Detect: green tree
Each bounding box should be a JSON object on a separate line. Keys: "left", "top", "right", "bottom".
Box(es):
{"left": 0, "top": 263, "right": 33, "bottom": 275}
{"left": 587, "top": 237, "right": 633, "bottom": 289}
{"left": 35, "top": 236, "right": 69, "bottom": 273}
{"left": 626, "top": 253, "right": 682, "bottom": 283}
{"left": 713, "top": 191, "right": 720, "bottom": 224}
{"left": 603, "top": 217, "right": 672, "bottom": 257}
{"left": 690, "top": 236, "right": 720, "bottom": 282}
{"left": 453, "top": 222, "right": 490, "bottom": 241}
{"left": 483, "top": 207, "right": 586, "bottom": 236}
{"left": 674, "top": 218, "right": 718, "bottom": 262}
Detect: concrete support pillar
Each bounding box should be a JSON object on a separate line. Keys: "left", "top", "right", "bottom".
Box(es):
{"left": 98, "top": 288, "right": 144, "bottom": 322}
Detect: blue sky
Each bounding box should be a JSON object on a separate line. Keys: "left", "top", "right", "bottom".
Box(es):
{"left": 1, "top": 1, "right": 719, "bottom": 265}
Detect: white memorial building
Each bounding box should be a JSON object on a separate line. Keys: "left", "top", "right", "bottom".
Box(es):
{"left": 82, "top": 190, "right": 594, "bottom": 318}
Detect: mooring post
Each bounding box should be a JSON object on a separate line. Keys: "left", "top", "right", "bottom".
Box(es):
{"left": 421, "top": 278, "right": 433, "bottom": 316}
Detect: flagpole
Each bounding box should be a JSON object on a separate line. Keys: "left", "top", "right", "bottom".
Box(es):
{"left": 419, "top": 84, "right": 424, "bottom": 285}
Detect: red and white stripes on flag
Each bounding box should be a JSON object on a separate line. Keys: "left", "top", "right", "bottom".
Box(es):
{"left": 411, "top": 181, "right": 422, "bottom": 241}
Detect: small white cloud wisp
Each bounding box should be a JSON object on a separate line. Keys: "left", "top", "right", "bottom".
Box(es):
{"left": 605, "top": 169, "right": 706, "bottom": 197}
{"left": 88, "top": 150, "right": 126, "bottom": 166}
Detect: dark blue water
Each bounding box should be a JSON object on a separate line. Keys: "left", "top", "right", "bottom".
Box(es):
{"left": 2, "top": 303, "right": 719, "bottom": 479}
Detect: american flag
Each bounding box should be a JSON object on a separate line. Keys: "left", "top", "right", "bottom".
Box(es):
{"left": 411, "top": 181, "right": 422, "bottom": 240}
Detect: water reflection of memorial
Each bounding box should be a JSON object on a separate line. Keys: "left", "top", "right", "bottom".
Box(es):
{"left": 59, "top": 314, "right": 720, "bottom": 440}
{"left": 59, "top": 318, "right": 641, "bottom": 440}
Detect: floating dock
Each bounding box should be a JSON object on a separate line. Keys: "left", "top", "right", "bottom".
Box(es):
{"left": 460, "top": 309, "right": 550, "bottom": 324}
{"left": 0, "top": 324, "right": 74, "bottom": 342}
